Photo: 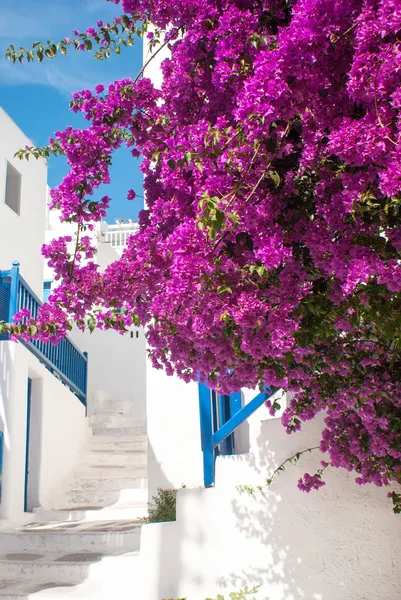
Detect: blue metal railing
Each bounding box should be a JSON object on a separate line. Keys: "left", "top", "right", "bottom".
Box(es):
{"left": 0, "top": 262, "right": 88, "bottom": 406}
{"left": 198, "top": 383, "right": 275, "bottom": 486}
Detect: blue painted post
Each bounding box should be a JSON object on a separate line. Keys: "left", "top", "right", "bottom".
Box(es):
{"left": 229, "top": 391, "right": 242, "bottom": 417}
{"left": 8, "top": 261, "right": 20, "bottom": 322}
{"left": 198, "top": 383, "right": 215, "bottom": 486}
{"left": 83, "top": 351, "right": 88, "bottom": 413}
{"left": 24, "top": 378, "right": 32, "bottom": 513}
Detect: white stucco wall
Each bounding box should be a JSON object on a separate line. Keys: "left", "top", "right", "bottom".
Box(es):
{"left": 45, "top": 213, "right": 147, "bottom": 419}
{"left": 0, "top": 341, "right": 89, "bottom": 522}
{"left": 0, "top": 107, "right": 47, "bottom": 298}
{"left": 72, "top": 327, "right": 146, "bottom": 420}
{"left": 143, "top": 31, "right": 205, "bottom": 497}
{"left": 141, "top": 412, "right": 401, "bottom": 600}
{"left": 146, "top": 367, "right": 204, "bottom": 500}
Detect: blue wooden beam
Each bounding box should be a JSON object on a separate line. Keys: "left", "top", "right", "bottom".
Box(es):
{"left": 212, "top": 391, "right": 271, "bottom": 448}
{"left": 8, "top": 262, "right": 20, "bottom": 323}
{"left": 198, "top": 382, "right": 215, "bottom": 487}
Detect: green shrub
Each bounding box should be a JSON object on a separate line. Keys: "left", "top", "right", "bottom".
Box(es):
{"left": 143, "top": 488, "right": 177, "bottom": 524}
{"left": 162, "top": 584, "right": 260, "bottom": 600}
{"left": 206, "top": 585, "right": 260, "bottom": 600}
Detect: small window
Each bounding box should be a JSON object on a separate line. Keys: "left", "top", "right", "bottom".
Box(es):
{"left": 5, "top": 162, "right": 21, "bottom": 215}
{"left": 43, "top": 281, "right": 52, "bottom": 302}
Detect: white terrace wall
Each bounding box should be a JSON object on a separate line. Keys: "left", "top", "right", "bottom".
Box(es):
{"left": 140, "top": 28, "right": 401, "bottom": 600}
{"left": 45, "top": 212, "right": 146, "bottom": 420}
{"left": 142, "top": 31, "right": 206, "bottom": 497}
{"left": 0, "top": 107, "right": 47, "bottom": 298}
{"left": 0, "top": 341, "right": 89, "bottom": 522}
{"left": 141, "top": 405, "right": 401, "bottom": 600}
{"left": 146, "top": 370, "right": 204, "bottom": 500}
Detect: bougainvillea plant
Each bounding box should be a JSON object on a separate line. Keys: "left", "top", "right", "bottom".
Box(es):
{"left": 3, "top": 0, "right": 401, "bottom": 512}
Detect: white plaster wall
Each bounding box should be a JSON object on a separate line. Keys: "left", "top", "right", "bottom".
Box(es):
{"left": 0, "top": 341, "right": 89, "bottom": 522}
{"left": 45, "top": 214, "right": 146, "bottom": 419}
{"left": 0, "top": 107, "right": 47, "bottom": 298}
{"left": 146, "top": 374, "right": 284, "bottom": 499}
{"left": 140, "top": 412, "right": 401, "bottom": 600}
{"left": 72, "top": 327, "right": 146, "bottom": 420}
{"left": 143, "top": 28, "right": 170, "bottom": 88}
{"left": 143, "top": 31, "right": 205, "bottom": 497}
{"left": 146, "top": 367, "right": 204, "bottom": 499}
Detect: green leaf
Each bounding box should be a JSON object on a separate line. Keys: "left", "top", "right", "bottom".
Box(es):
{"left": 268, "top": 170, "right": 281, "bottom": 187}
{"left": 28, "top": 325, "right": 38, "bottom": 336}
{"left": 218, "top": 285, "right": 232, "bottom": 295}
{"left": 167, "top": 159, "right": 176, "bottom": 170}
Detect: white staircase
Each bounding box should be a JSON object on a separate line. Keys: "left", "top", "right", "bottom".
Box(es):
{"left": 0, "top": 396, "right": 147, "bottom": 599}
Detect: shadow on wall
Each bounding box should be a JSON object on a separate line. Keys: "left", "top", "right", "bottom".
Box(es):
{"left": 222, "top": 417, "right": 401, "bottom": 600}
{"left": 0, "top": 344, "right": 11, "bottom": 450}
{"left": 25, "top": 376, "right": 43, "bottom": 512}
{"left": 143, "top": 414, "right": 401, "bottom": 600}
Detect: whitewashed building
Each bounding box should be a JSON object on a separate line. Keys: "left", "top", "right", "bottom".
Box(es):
{"left": 100, "top": 219, "right": 139, "bottom": 256}
{"left": 138, "top": 36, "right": 401, "bottom": 600}
{"left": 0, "top": 34, "right": 400, "bottom": 598}
{"left": 0, "top": 107, "right": 90, "bottom": 522}
{"left": 0, "top": 107, "right": 148, "bottom": 599}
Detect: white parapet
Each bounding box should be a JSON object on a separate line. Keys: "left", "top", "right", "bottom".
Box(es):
{"left": 0, "top": 341, "right": 90, "bottom": 522}
{"left": 140, "top": 414, "right": 401, "bottom": 600}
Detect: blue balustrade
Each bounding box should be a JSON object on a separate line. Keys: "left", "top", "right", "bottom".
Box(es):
{"left": 0, "top": 262, "right": 88, "bottom": 406}
{"left": 198, "top": 382, "right": 275, "bottom": 486}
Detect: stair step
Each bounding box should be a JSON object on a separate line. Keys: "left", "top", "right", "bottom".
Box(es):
{"left": 0, "top": 521, "right": 142, "bottom": 554}
{"left": 61, "top": 487, "right": 148, "bottom": 508}
{"left": 0, "top": 551, "right": 142, "bottom": 599}
{"left": 81, "top": 452, "right": 147, "bottom": 467}
{"left": 91, "top": 426, "right": 147, "bottom": 436}
{"left": 75, "top": 464, "right": 147, "bottom": 477}
{"left": 91, "top": 398, "right": 139, "bottom": 412}
{"left": 0, "top": 556, "right": 90, "bottom": 582}
{"left": 88, "top": 436, "right": 147, "bottom": 447}
{"left": 89, "top": 415, "right": 143, "bottom": 428}
{"left": 33, "top": 504, "right": 148, "bottom": 523}
{"left": 70, "top": 474, "right": 147, "bottom": 491}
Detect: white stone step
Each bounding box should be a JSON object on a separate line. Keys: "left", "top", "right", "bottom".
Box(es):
{"left": 91, "top": 397, "right": 138, "bottom": 413}
{"left": 0, "top": 555, "right": 90, "bottom": 582}
{"left": 0, "top": 521, "right": 142, "bottom": 554}
{"left": 62, "top": 487, "right": 147, "bottom": 508}
{"left": 91, "top": 426, "right": 146, "bottom": 437}
{"left": 81, "top": 451, "right": 147, "bottom": 467}
{"left": 89, "top": 415, "right": 143, "bottom": 429}
{"left": 75, "top": 465, "right": 147, "bottom": 478}
{"left": 33, "top": 504, "right": 148, "bottom": 523}
{"left": 0, "top": 551, "right": 142, "bottom": 599}
{"left": 70, "top": 474, "right": 147, "bottom": 491}
{"left": 87, "top": 437, "right": 147, "bottom": 451}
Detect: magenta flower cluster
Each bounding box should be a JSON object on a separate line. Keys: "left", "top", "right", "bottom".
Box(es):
{"left": 13, "top": 0, "right": 401, "bottom": 506}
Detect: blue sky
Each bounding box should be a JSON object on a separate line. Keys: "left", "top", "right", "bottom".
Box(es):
{"left": 0, "top": 0, "right": 144, "bottom": 222}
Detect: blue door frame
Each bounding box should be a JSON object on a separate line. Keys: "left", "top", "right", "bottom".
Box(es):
{"left": 24, "top": 378, "right": 32, "bottom": 513}
{"left": 198, "top": 383, "right": 275, "bottom": 487}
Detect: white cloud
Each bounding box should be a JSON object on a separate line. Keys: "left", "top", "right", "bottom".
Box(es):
{"left": 0, "top": 0, "right": 135, "bottom": 97}
{"left": 85, "top": 0, "right": 119, "bottom": 15}
{"left": 0, "top": 4, "right": 73, "bottom": 39}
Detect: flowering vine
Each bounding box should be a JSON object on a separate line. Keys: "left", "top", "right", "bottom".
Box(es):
{"left": 3, "top": 0, "right": 401, "bottom": 511}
